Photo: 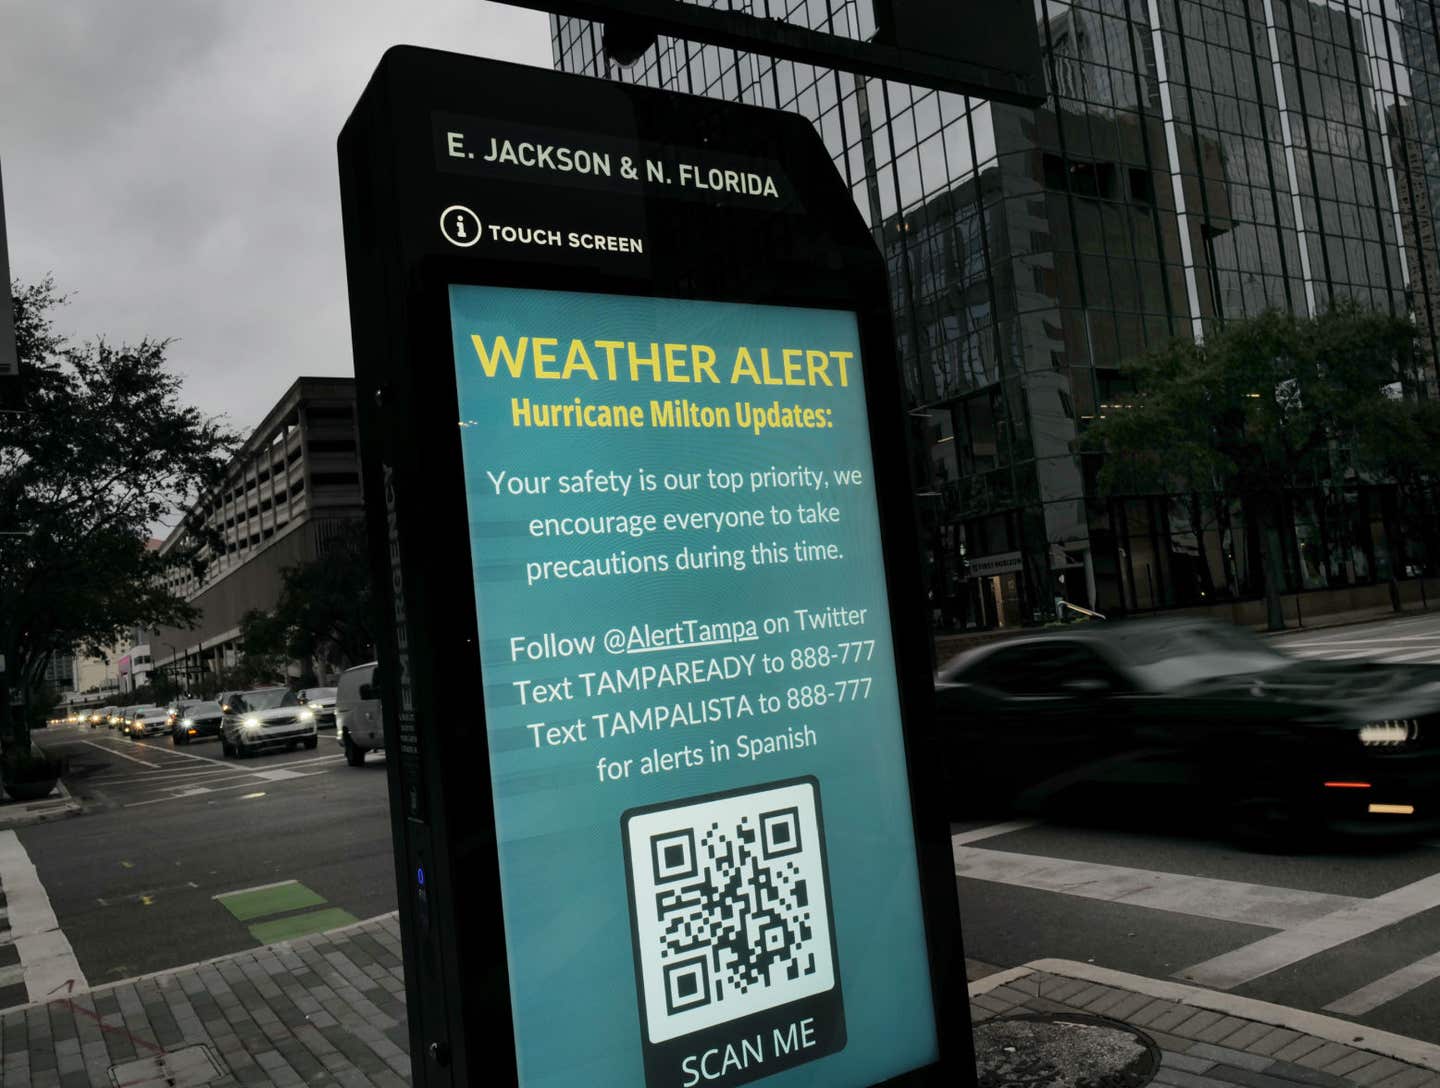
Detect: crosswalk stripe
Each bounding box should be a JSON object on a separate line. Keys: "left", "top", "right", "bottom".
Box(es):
{"left": 1279, "top": 636, "right": 1440, "bottom": 648}
{"left": 952, "top": 845, "right": 1361, "bottom": 931}
{"left": 0, "top": 831, "right": 87, "bottom": 1000}
{"left": 1322, "top": 950, "right": 1440, "bottom": 1016}
{"left": 1375, "top": 649, "right": 1440, "bottom": 663}
{"left": 1179, "top": 870, "right": 1440, "bottom": 990}
{"left": 1284, "top": 648, "right": 1378, "bottom": 660}
{"left": 950, "top": 820, "right": 1039, "bottom": 845}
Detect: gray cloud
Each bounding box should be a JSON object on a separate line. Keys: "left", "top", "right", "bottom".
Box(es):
{"left": 0, "top": 1, "right": 552, "bottom": 436}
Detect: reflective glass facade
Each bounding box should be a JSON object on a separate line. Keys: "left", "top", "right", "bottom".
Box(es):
{"left": 554, "top": 1, "right": 1440, "bottom": 629}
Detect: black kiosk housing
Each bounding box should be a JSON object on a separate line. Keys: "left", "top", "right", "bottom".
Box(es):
{"left": 338, "top": 47, "right": 972, "bottom": 1088}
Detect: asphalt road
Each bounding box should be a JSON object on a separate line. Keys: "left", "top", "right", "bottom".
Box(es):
{"left": 14, "top": 610, "right": 1440, "bottom": 1046}
{"left": 954, "top": 610, "right": 1440, "bottom": 1047}
{"left": 12, "top": 720, "right": 395, "bottom": 997}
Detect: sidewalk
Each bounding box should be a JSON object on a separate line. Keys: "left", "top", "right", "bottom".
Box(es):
{"left": 0, "top": 777, "right": 81, "bottom": 834}
{"left": 4, "top": 916, "right": 1440, "bottom": 1086}
{"left": 970, "top": 959, "right": 1440, "bottom": 1088}
{"left": 0, "top": 914, "right": 409, "bottom": 1088}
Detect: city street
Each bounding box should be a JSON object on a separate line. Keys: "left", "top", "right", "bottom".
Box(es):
{"left": 9, "top": 612, "right": 1440, "bottom": 1045}
{"left": 954, "top": 610, "right": 1440, "bottom": 1049}
{"left": 4, "top": 723, "right": 394, "bottom": 1007}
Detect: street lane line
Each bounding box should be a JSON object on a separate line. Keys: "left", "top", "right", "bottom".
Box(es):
{"left": 0, "top": 830, "right": 88, "bottom": 1001}
{"left": 78, "top": 741, "right": 160, "bottom": 768}
{"left": 89, "top": 754, "right": 342, "bottom": 787}
{"left": 952, "top": 845, "right": 1362, "bottom": 931}
{"left": 950, "top": 820, "right": 1040, "bottom": 845}
{"left": 87, "top": 766, "right": 236, "bottom": 786}
{"left": 212, "top": 879, "right": 300, "bottom": 899}
{"left": 1179, "top": 870, "right": 1440, "bottom": 990}
{"left": 1322, "top": 950, "right": 1440, "bottom": 1015}
{"left": 122, "top": 771, "right": 334, "bottom": 807}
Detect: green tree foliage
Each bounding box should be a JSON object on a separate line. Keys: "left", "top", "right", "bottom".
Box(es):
{"left": 239, "top": 521, "right": 376, "bottom": 684}
{"left": 0, "top": 279, "right": 237, "bottom": 747}
{"left": 1080, "top": 304, "right": 1422, "bottom": 630}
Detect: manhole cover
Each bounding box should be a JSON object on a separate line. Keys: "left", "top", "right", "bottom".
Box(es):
{"left": 974, "top": 1012, "right": 1160, "bottom": 1088}
{"left": 108, "top": 1044, "right": 225, "bottom": 1087}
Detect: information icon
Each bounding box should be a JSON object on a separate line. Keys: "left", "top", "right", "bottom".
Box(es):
{"left": 440, "top": 205, "right": 481, "bottom": 247}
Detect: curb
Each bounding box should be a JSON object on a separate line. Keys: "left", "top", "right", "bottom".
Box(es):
{"left": 970, "top": 958, "right": 1440, "bottom": 1074}
{"left": 0, "top": 748, "right": 83, "bottom": 831}
{"left": 0, "top": 910, "right": 401, "bottom": 1016}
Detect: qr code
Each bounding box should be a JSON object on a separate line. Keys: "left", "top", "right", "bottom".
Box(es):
{"left": 623, "top": 778, "right": 837, "bottom": 1045}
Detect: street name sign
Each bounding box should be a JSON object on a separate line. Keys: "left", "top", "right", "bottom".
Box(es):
{"left": 338, "top": 48, "right": 968, "bottom": 1088}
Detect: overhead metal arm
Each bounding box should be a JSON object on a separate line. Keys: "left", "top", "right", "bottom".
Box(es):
{"left": 519, "top": 0, "right": 1047, "bottom": 106}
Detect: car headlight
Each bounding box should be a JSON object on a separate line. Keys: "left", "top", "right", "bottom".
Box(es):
{"left": 299, "top": 710, "right": 314, "bottom": 721}
{"left": 243, "top": 717, "right": 261, "bottom": 728}
{"left": 181, "top": 719, "right": 193, "bottom": 727}
{"left": 1360, "top": 719, "right": 1418, "bottom": 746}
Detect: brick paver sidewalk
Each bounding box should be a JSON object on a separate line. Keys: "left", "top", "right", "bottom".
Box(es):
{"left": 972, "top": 959, "right": 1440, "bottom": 1088}
{"left": 0, "top": 913, "right": 409, "bottom": 1087}
{"left": 5, "top": 923, "right": 1440, "bottom": 1086}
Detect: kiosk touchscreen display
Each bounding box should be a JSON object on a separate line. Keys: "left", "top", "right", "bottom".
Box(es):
{"left": 447, "top": 283, "right": 938, "bottom": 1088}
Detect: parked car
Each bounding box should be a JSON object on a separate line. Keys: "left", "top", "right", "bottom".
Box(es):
{"left": 127, "top": 706, "right": 171, "bottom": 738}
{"left": 335, "top": 663, "right": 383, "bottom": 767}
{"left": 172, "top": 701, "right": 224, "bottom": 745}
{"left": 299, "top": 687, "right": 337, "bottom": 732}
{"left": 220, "top": 687, "right": 318, "bottom": 758}
{"left": 934, "top": 617, "right": 1440, "bottom": 842}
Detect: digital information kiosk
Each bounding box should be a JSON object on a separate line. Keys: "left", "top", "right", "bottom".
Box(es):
{"left": 339, "top": 47, "right": 970, "bottom": 1088}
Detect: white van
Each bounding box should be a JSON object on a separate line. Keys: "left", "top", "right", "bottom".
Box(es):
{"left": 335, "top": 661, "right": 383, "bottom": 766}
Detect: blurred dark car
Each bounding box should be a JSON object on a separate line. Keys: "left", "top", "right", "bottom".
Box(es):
{"left": 299, "top": 687, "right": 337, "bottom": 731}
{"left": 935, "top": 618, "right": 1440, "bottom": 840}
{"left": 172, "top": 701, "right": 223, "bottom": 746}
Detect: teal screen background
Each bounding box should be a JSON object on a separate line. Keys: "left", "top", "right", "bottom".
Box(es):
{"left": 448, "top": 284, "right": 939, "bottom": 1087}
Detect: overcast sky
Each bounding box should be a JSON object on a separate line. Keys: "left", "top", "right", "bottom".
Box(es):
{"left": 0, "top": 1, "right": 552, "bottom": 437}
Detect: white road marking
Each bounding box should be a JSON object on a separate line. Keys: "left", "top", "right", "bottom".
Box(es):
{"left": 950, "top": 820, "right": 1040, "bottom": 845}
{"left": 952, "top": 845, "right": 1362, "bottom": 930}
{"left": 1179, "top": 870, "right": 1440, "bottom": 989}
{"left": 87, "top": 766, "right": 235, "bottom": 786}
{"left": 88, "top": 753, "right": 343, "bottom": 787}
{"left": 0, "top": 831, "right": 87, "bottom": 1001}
{"left": 1285, "top": 648, "right": 1384, "bottom": 661}
{"left": 1323, "top": 950, "right": 1440, "bottom": 1015}
{"left": 1372, "top": 648, "right": 1440, "bottom": 663}
{"left": 212, "top": 878, "right": 298, "bottom": 900}
{"left": 78, "top": 741, "right": 160, "bottom": 768}
{"left": 251, "top": 769, "right": 306, "bottom": 782}
{"left": 126, "top": 742, "right": 234, "bottom": 768}
{"left": 1280, "top": 635, "right": 1440, "bottom": 648}
{"left": 122, "top": 770, "right": 334, "bottom": 807}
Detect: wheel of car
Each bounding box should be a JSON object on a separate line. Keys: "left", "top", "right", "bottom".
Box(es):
{"left": 303, "top": 736, "right": 319, "bottom": 751}
{"left": 344, "top": 735, "right": 366, "bottom": 767}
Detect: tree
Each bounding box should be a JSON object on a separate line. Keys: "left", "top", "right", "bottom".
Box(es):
{"left": 239, "top": 521, "right": 376, "bottom": 684}
{"left": 0, "top": 279, "right": 237, "bottom": 748}
{"left": 1080, "top": 304, "right": 1421, "bottom": 630}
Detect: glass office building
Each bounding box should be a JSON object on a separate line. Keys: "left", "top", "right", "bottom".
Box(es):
{"left": 554, "top": 1, "right": 1440, "bottom": 629}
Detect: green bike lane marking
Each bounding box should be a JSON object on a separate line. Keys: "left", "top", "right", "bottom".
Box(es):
{"left": 214, "top": 879, "right": 358, "bottom": 942}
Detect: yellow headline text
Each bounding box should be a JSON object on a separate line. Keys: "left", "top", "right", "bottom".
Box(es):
{"left": 470, "top": 335, "right": 853, "bottom": 389}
